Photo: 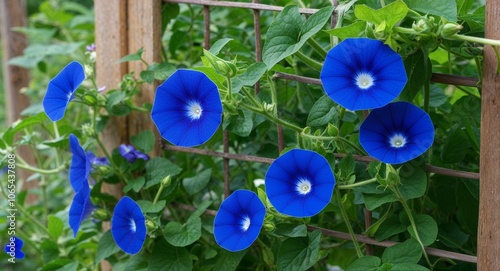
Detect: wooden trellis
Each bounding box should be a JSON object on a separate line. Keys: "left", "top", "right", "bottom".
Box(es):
{"left": 1, "top": 0, "right": 498, "bottom": 270}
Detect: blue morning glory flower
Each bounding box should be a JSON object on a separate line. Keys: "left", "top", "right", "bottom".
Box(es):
{"left": 265, "top": 149, "right": 335, "bottom": 218}
{"left": 86, "top": 151, "right": 109, "bottom": 167}
{"left": 320, "top": 38, "right": 407, "bottom": 111}
{"left": 111, "top": 196, "right": 146, "bottom": 254}
{"left": 69, "top": 134, "right": 90, "bottom": 192}
{"left": 42, "top": 61, "right": 85, "bottom": 121}
{"left": 151, "top": 69, "right": 223, "bottom": 147}
{"left": 214, "top": 190, "right": 266, "bottom": 252}
{"left": 69, "top": 183, "right": 94, "bottom": 237}
{"left": 118, "top": 144, "right": 149, "bottom": 163}
{"left": 359, "top": 101, "right": 435, "bottom": 164}
{"left": 4, "top": 236, "right": 25, "bottom": 259}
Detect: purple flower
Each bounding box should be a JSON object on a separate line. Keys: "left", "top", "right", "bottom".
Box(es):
{"left": 86, "top": 43, "right": 96, "bottom": 52}
{"left": 86, "top": 151, "right": 109, "bottom": 167}
{"left": 119, "top": 144, "right": 149, "bottom": 163}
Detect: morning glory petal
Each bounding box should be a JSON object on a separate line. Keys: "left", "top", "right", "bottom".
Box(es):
{"left": 69, "top": 134, "right": 90, "bottom": 192}
{"left": 111, "top": 196, "right": 146, "bottom": 254}
{"left": 69, "top": 183, "right": 94, "bottom": 237}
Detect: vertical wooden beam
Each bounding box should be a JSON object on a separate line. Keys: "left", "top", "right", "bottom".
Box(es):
{"left": 1, "top": 0, "right": 39, "bottom": 204}
{"left": 478, "top": 0, "right": 500, "bottom": 269}
{"left": 127, "top": 0, "right": 162, "bottom": 155}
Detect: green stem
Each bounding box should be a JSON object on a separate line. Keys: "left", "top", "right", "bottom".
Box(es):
{"left": 423, "top": 79, "right": 430, "bottom": 113}
{"left": 153, "top": 180, "right": 168, "bottom": 205}
{"left": 52, "top": 122, "right": 61, "bottom": 166}
{"left": 338, "top": 178, "right": 378, "bottom": 189}
{"left": 300, "top": 133, "right": 367, "bottom": 155}
{"left": 268, "top": 74, "right": 278, "bottom": 115}
{"left": 16, "top": 160, "right": 67, "bottom": 174}
{"left": 449, "top": 34, "right": 500, "bottom": 46}
{"left": 393, "top": 187, "right": 433, "bottom": 269}
{"left": 307, "top": 38, "right": 327, "bottom": 59}
{"left": 335, "top": 189, "right": 363, "bottom": 258}
{"left": 493, "top": 46, "right": 500, "bottom": 74}
{"left": 294, "top": 50, "right": 323, "bottom": 71}
{"left": 226, "top": 76, "right": 233, "bottom": 101}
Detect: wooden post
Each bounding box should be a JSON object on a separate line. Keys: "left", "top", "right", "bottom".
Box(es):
{"left": 478, "top": 0, "right": 500, "bottom": 269}
{"left": 0, "top": 0, "right": 39, "bottom": 204}
{"left": 94, "top": 1, "right": 161, "bottom": 269}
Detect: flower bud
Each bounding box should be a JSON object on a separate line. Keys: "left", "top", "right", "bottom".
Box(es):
{"left": 440, "top": 23, "right": 463, "bottom": 38}
{"left": 92, "top": 209, "right": 110, "bottom": 221}
{"left": 82, "top": 123, "right": 96, "bottom": 138}
{"left": 263, "top": 222, "right": 275, "bottom": 232}
{"left": 203, "top": 49, "right": 237, "bottom": 77}
{"left": 327, "top": 123, "right": 339, "bottom": 137}
{"left": 161, "top": 175, "right": 172, "bottom": 187}
{"left": 146, "top": 219, "right": 156, "bottom": 231}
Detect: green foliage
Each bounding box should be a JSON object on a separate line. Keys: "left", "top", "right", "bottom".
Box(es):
{"left": 1, "top": 0, "right": 486, "bottom": 270}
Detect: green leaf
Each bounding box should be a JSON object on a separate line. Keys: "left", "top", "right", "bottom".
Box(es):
{"left": 338, "top": 154, "right": 356, "bottom": 180}
{"left": 429, "top": 85, "right": 447, "bottom": 107}
{"left": 262, "top": 6, "right": 334, "bottom": 69}
{"left": 354, "top": 1, "right": 408, "bottom": 29}
{"left": 137, "top": 200, "right": 166, "bottom": 213}
{"left": 145, "top": 157, "right": 182, "bottom": 189}
{"left": 441, "top": 127, "right": 469, "bottom": 163}
{"left": 55, "top": 261, "right": 79, "bottom": 271}
{"left": 382, "top": 238, "right": 421, "bottom": 264}
{"left": 399, "top": 166, "right": 427, "bottom": 200}
{"left": 375, "top": 215, "right": 407, "bottom": 241}
{"left": 307, "top": 95, "right": 338, "bottom": 127}
{"left": 124, "top": 176, "right": 146, "bottom": 193}
{"left": 390, "top": 263, "right": 430, "bottom": 271}
{"left": 346, "top": 256, "right": 381, "bottom": 271}
{"left": 223, "top": 109, "right": 253, "bottom": 137}
{"left": 47, "top": 215, "right": 64, "bottom": 240}
{"left": 140, "top": 70, "right": 155, "bottom": 84}
{"left": 438, "top": 223, "right": 469, "bottom": 249}
{"left": 209, "top": 38, "right": 234, "bottom": 54}
{"left": 106, "top": 91, "right": 131, "bottom": 116}
{"left": 363, "top": 192, "right": 398, "bottom": 211}
{"left": 131, "top": 130, "right": 155, "bottom": 154}
{"left": 273, "top": 223, "right": 308, "bottom": 238}
{"left": 231, "top": 62, "right": 267, "bottom": 93}
{"left": 96, "top": 231, "right": 121, "bottom": 263}
{"left": 163, "top": 216, "right": 202, "bottom": 247}
{"left": 326, "top": 21, "right": 367, "bottom": 39}
{"left": 407, "top": 214, "right": 438, "bottom": 246}
{"left": 403, "top": 0, "right": 457, "bottom": 22}
{"left": 182, "top": 168, "right": 212, "bottom": 195}
{"left": 148, "top": 239, "right": 192, "bottom": 271}
{"left": 119, "top": 48, "right": 144, "bottom": 62}
{"left": 212, "top": 249, "right": 247, "bottom": 271}
{"left": 450, "top": 96, "right": 481, "bottom": 126}
{"left": 3, "top": 113, "right": 46, "bottom": 145}
{"left": 399, "top": 50, "right": 431, "bottom": 102}
{"left": 277, "top": 230, "right": 321, "bottom": 271}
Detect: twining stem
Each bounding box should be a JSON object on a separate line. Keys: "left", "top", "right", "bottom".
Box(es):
{"left": 450, "top": 33, "right": 500, "bottom": 47}
{"left": 153, "top": 179, "right": 168, "bottom": 205}
{"left": 393, "top": 186, "right": 433, "bottom": 269}
{"left": 338, "top": 177, "right": 378, "bottom": 189}
{"left": 294, "top": 50, "right": 323, "bottom": 71}
{"left": 335, "top": 189, "right": 363, "bottom": 258}
{"left": 300, "top": 133, "right": 368, "bottom": 156}
{"left": 16, "top": 158, "right": 67, "bottom": 174}
{"left": 307, "top": 38, "right": 328, "bottom": 59}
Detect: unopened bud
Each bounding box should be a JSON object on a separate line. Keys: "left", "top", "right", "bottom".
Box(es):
{"left": 161, "top": 175, "right": 172, "bottom": 187}
{"left": 441, "top": 23, "right": 463, "bottom": 38}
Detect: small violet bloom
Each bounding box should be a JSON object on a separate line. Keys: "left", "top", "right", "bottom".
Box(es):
{"left": 265, "top": 149, "right": 336, "bottom": 218}
{"left": 151, "top": 69, "right": 223, "bottom": 147}
{"left": 86, "top": 151, "right": 109, "bottom": 167}
{"left": 86, "top": 43, "right": 96, "bottom": 52}
{"left": 4, "top": 236, "right": 25, "bottom": 259}
{"left": 69, "top": 183, "right": 94, "bottom": 237}
{"left": 42, "top": 61, "right": 85, "bottom": 121}
{"left": 119, "top": 144, "right": 149, "bottom": 163}
{"left": 214, "top": 190, "right": 266, "bottom": 252}
{"left": 320, "top": 38, "right": 407, "bottom": 111}
{"left": 359, "top": 101, "right": 435, "bottom": 164}
{"left": 111, "top": 196, "right": 146, "bottom": 254}
{"left": 69, "top": 134, "right": 90, "bottom": 192}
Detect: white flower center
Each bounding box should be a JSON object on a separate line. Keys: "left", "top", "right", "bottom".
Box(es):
{"left": 355, "top": 72, "right": 375, "bottom": 90}
{"left": 389, "top": 133, "right": 407, "bottom": 148}
{"left": 241, "top": 216, "right": 251, "bottom": 232}
{"left": 130, "top": 218, "right": 136, "bottom": 232}
{"left": 296, "top": 179, "right": 312, "bottom": 195}
{"left": 186, "top": 101, "right": 203, "bottom": 120}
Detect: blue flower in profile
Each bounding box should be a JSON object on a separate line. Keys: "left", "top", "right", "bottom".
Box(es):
{"left": 69, "top": 183, "right": 94, "bottom": 237}
{"left": 320, "top": 38, "right": 407, "bottom": 111}
{"left": 118, "top": 144, "right": 149, "bottom": 163}
{"left": 69, "top": 134, "right": 90, "bottom": 192}
{"left": 265, "top": 149, "right": 335, "bottom": 218}
{"left": 111, "top": 196, "right": 146, "bottom": 254}
{"left": 151, "top": 69, "right": 223, "bottom": 147}
{"left": 43, "top": 61, "right": 85, "bottom": 121}
{"left": 4, "top": 236, "right": 25, "bottom": 259}
{"left": 214, "top": 190, "right": 266, "bottom": 252}
{"left": 359, "top": 101, "right": 435, "bottom": 164}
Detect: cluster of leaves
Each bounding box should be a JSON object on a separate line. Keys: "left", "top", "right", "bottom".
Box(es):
{"left": 0, "top": 0, "right": 485, "bottom": 270}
